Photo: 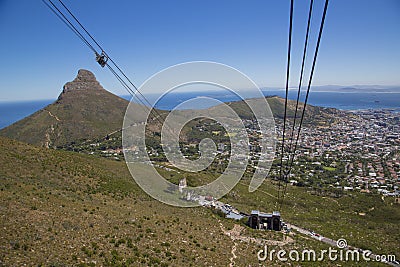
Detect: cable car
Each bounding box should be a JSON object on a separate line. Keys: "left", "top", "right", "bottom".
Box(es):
{"left": 95, "top": 51, "right": 108, "bottom": 67}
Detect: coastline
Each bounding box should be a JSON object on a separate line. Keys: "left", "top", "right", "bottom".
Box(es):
{"left": 1, "top": 91, "right": 399, "bottom": 129}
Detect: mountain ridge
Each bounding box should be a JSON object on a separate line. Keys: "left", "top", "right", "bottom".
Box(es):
{"left": 0, "top": 69, "right": 343, "bottom": 148}
{"left": 0, "top": 69, "right": 130, "bottom": 148}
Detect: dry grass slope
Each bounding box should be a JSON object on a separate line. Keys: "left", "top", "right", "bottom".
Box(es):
{"left": 1, "top": 137, "right": 397, "bottom": 266}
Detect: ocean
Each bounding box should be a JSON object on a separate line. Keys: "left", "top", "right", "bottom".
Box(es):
{"left": 132, "top": 90, "right": 400, "bottom": 111}
{"left": 1, "top": 91, "right": 399, "bottom": 129}
{"left": 0, "top": 99, "right": 54, "bottom": 130}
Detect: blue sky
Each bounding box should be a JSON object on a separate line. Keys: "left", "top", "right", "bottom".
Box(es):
{"left": 0, "top": 0, "right": 399, "bottom": 101}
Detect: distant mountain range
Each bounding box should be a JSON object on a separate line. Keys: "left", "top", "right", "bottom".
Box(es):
{"left": 262, "top": 85, "right": 400, "bottom": 93}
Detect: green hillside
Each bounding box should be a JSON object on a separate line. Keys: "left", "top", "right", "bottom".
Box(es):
{"left": 224, "top": 96, "right": 342, "bottom": 125}
{"left": 0, "top": 136, "right": 303, "bottom": 266}
{"left": 0, "top": 136, "right": 398, "bottom": 266}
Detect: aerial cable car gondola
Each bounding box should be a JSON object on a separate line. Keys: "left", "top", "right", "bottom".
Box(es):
{"left": 95, "top": 51, "right": 108, "bottom": 67}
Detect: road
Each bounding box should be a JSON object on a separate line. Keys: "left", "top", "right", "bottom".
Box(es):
{"left": 286, "top": 223, "right": 399, "bottom": 267}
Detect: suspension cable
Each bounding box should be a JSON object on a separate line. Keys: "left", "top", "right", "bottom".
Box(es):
{"left": 277, "top": 0, "right": 294, "bottom": 210}
{"left": 285, "top": 0, "right": 314, "bottom": 176}
{"left": 279, "top": 0, "right": 329, "bottom": 212}
{"left": 56, "top": 0, "right": 160, "bottom": 115}
{"left": 43, "top": 0, "right": 168, "bottom": 130}
{"left": 50, "top": 0, "right": 162, "bottom": 116}
{"left": 43, "top": 0, "right": 97, "bottom": 54}
{"left": 57, "top": 0, "right": 103, "bottom": 52}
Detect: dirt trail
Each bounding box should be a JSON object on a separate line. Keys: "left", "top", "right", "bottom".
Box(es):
{"left": 219, "top": 222, "right": 294, "bottom": 265}
{"left": 229, "top": 242, "right": 237, "bottom": 267}
{"left": 220, "top": 223, "right": 293, "bottom": 246}
{"left": 45, "top": 110, "right": 61, "bottom": 121}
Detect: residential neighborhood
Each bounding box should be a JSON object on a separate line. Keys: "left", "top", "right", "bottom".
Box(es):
{"left": 271, "top": 109, "right": 400, "bottom": 197}
{"left": 62, "top": 107, "right": 400, "bottom": 199}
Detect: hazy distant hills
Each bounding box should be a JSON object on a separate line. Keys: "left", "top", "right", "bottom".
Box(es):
{"left": 289, "top": 85, "right": 400, "bottom": 93}
{"left": 0, "top": 69, "right": 131, "bottom": 148}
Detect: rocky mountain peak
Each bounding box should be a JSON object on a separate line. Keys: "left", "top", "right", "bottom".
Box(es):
{"left": 61, "top": 69, "right": 104, "bottom": 96}
{"left": 75, "top": 69, "right": 97, "bottom": 82}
